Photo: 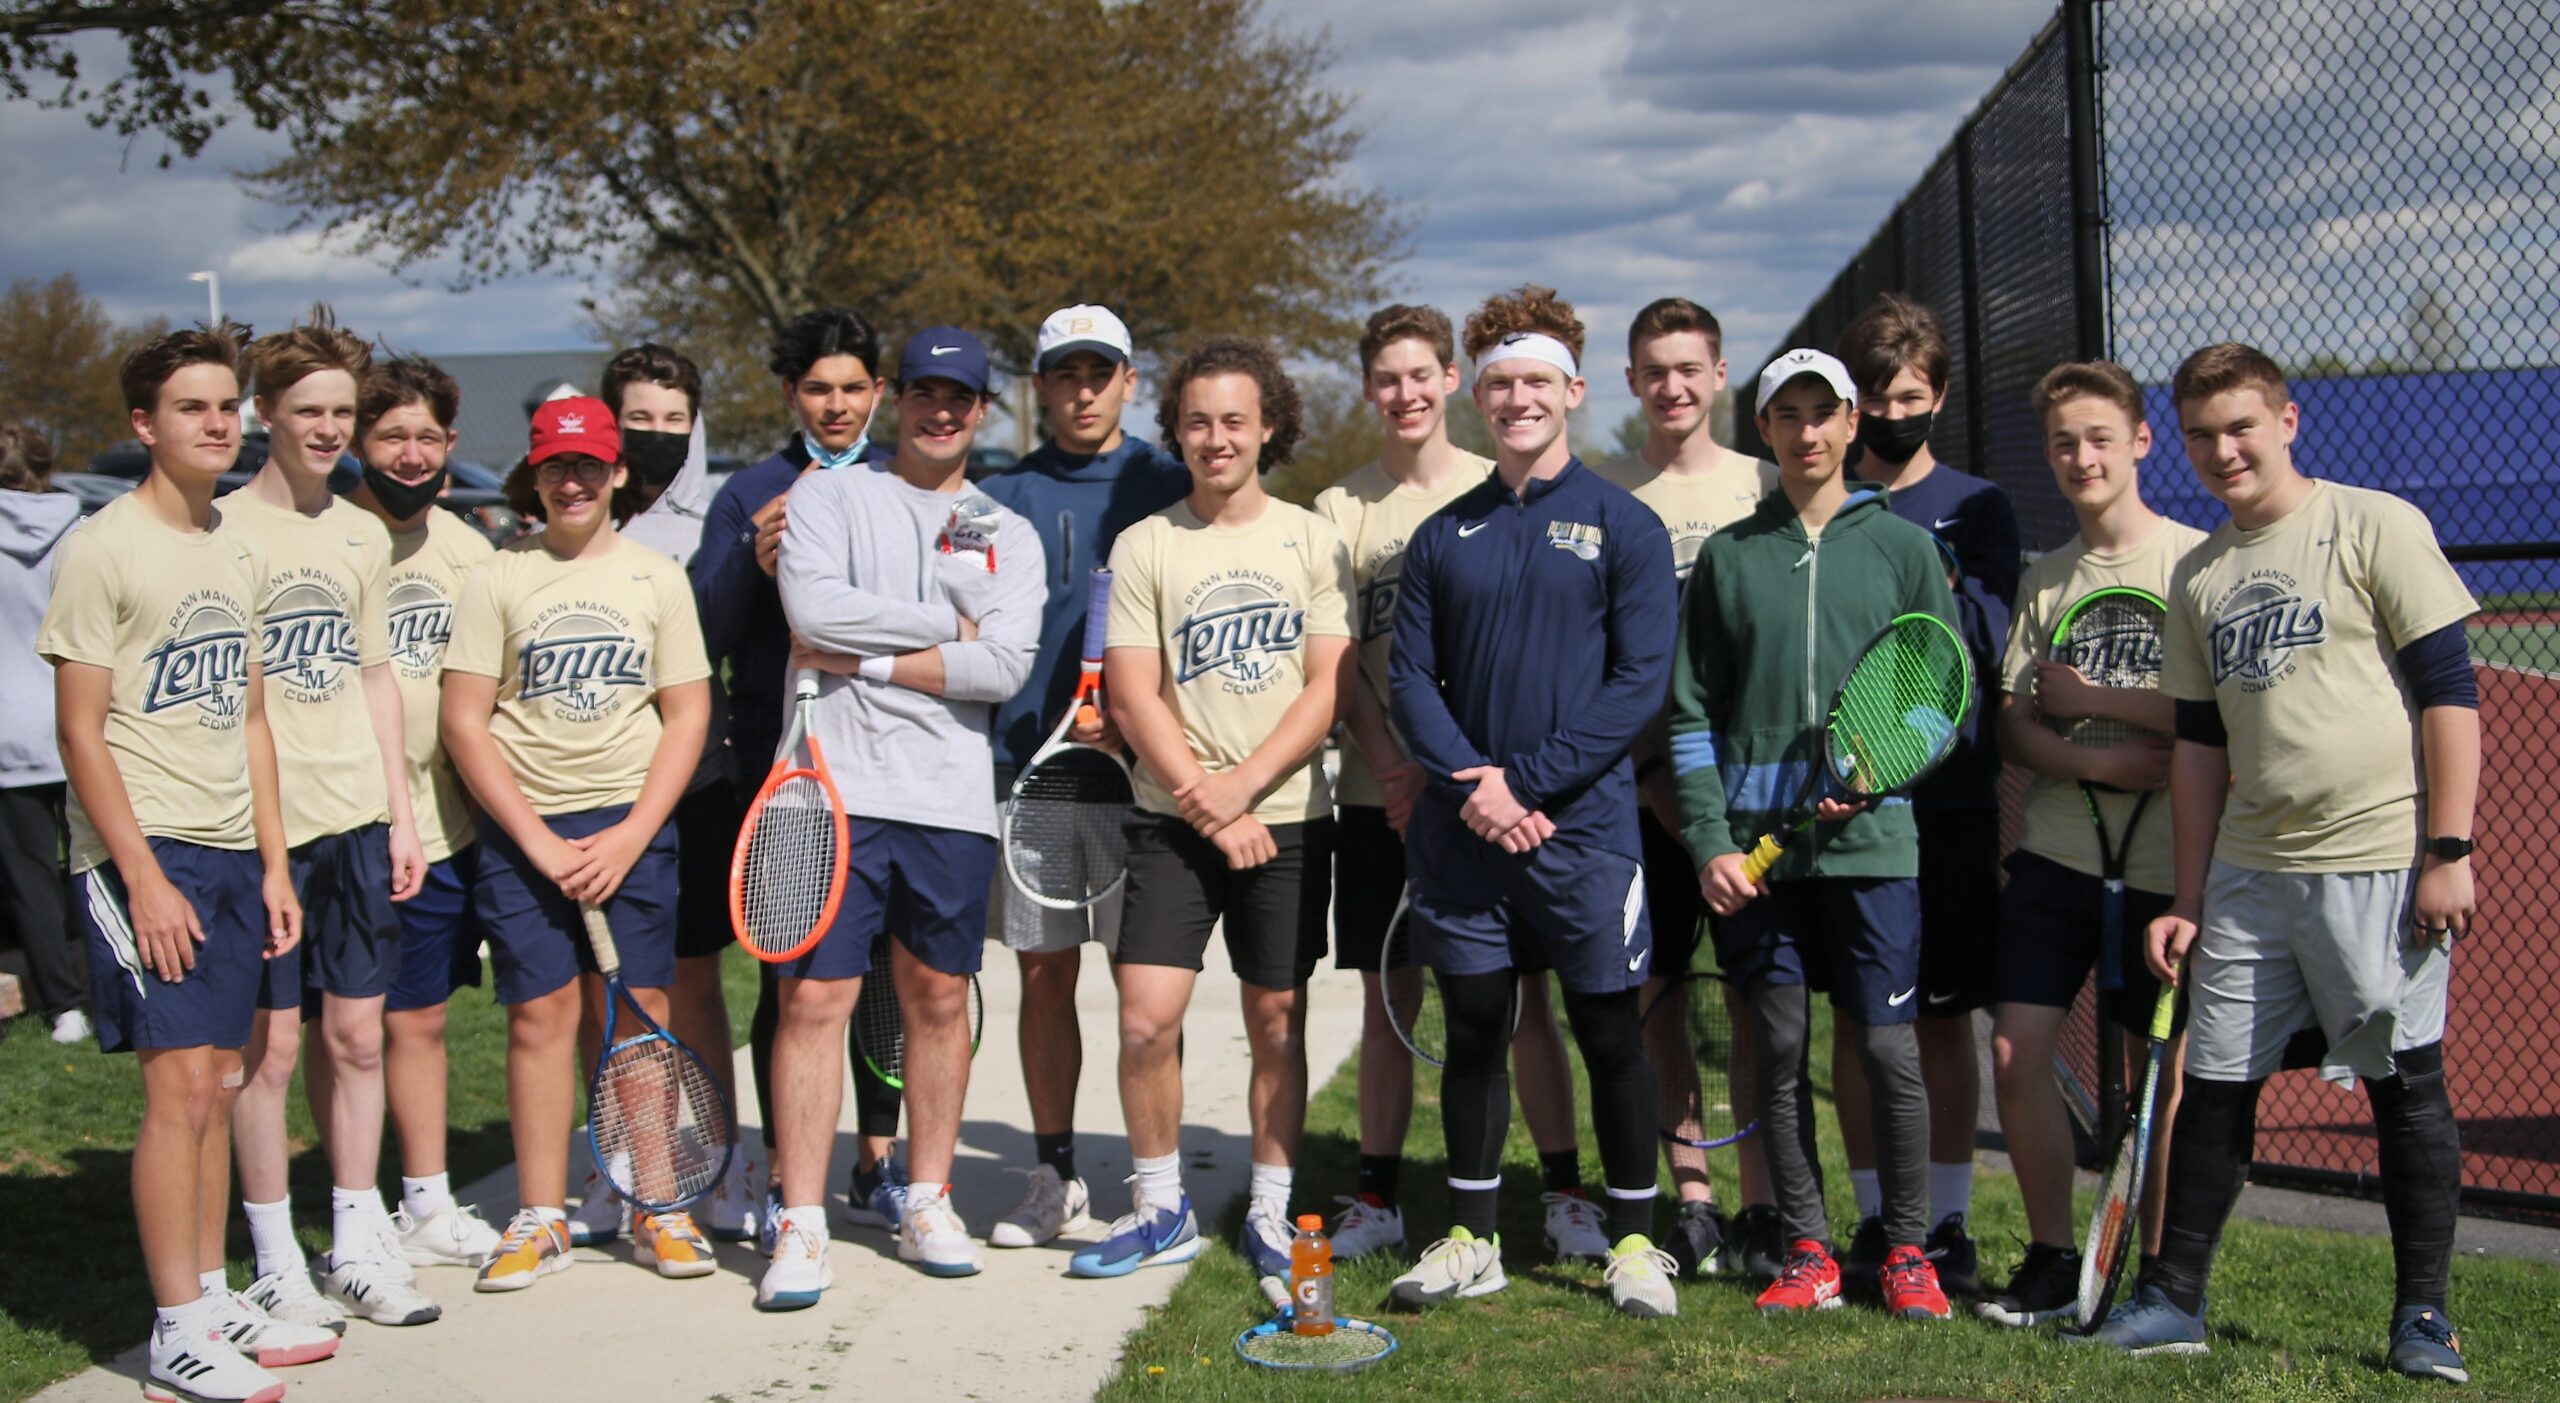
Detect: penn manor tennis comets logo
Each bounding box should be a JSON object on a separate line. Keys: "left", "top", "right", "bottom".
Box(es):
{"left": 142, "top": 591, "right": 251, "bottom": 728}
{"left": 1670, "top": 530, "right": 1710, "bottom": 582}
{"left": 1175, "top": 572, "right": 1305, "bottom": 692}
{"left": 519, "top": 600, "right": 650, "bottom": 723}
{"left": 386, "top": 576, "right": 453, "bottom": 680}
{"left": 2063, "top": 612, "right": 2163, "bottom": 687}
{"left": 1356, "top": 540, "right": 1407, "bottom": 643}
{"left": 259, "top": 573, "right": 361, "bottom": 706}
{"left": 1546, "top": 520, "right": 1604, "bottom": 561}
{"left": 2209, "top": 571, "right": 2327, "bottom": 692}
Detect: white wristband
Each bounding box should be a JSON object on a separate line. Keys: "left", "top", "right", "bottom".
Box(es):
{"left": 858, "top": 655, "right": 895, "bottom": 683}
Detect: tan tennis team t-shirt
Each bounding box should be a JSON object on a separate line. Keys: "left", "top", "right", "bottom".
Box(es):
{"left": 2162, "top": 480, "right": 2475, "bottom": 872}
{"left": 2003, "top": 517, "right": 2207, "bottom": 894}
{"left": 1595, "top": 447, "right": 1776, "bottom": 580}
{"left": 218, "top": 489, "right": 394, "bottom": 848}
{"left": 444, "top": 534, "right": 711, "bottom": 816}
{"left": 385, "top": 507, "right": 495, "bottom": 862}
{"left": 36, "top": 493, "right": 268, "bottom": 872}
{"left": 1106, "top": 496, "right": 1353, "bottom": 826}
{"left": 1312, "top": 453, "right": 1489, "bottom": 807}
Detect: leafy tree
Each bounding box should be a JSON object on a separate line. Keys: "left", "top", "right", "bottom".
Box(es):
{"left": 0, "top": 271, "right": 167, "bottom": 468}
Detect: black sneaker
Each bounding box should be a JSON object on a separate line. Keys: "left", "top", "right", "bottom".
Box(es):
{"left": 1925, "top": 1211, "right": 1981, "bottom": 1298}
{"left": 1662, "top": 1201, "right": 1731, "bottom": 1278}
{"left": 2386, "top": 1304, "right": 2469, "bottom": 1385}
{"left": 1731, "top": 1204, "right": 1787, "bottom": 1280}
{"left": 1975, "top": 1241, "right": 2081, "bottom": 1328}
{"left": 1841, "top": 1215, "right": 1887, "bottom": 1294}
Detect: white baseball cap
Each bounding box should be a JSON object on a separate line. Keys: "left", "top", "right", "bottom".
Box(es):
{"left": 1035, "top": 304, "right": 1134, "bottom": 372}
{"left": 1754, "top": 347, "right": 1858, "bottom": 414}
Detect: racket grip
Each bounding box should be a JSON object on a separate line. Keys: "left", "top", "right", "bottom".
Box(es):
{"left": 1739, "top": 834, "right": 1784, "bottom": 886}
{"left": 1081, "top": 569, "right": 1113, "bottom": 662}
{"left": 2147, "top": 983, "right": 2177, "bottom": 1041}
{"left": 580, "top": 903, "right": 621, "bottom": 979}
{"left": 1258, "top": 1274, "right": 1291, "bottom": 1316}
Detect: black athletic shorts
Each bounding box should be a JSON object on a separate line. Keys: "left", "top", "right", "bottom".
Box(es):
{"left": 1332, "top": 805, "right": 1404, "bottom": 972}
{"left": 674, "top": 778, "right": 747, "bottom": 960}
{"left": 1914, "top": 808, "right": 2001, "bottom": 1016}
{"left": 1995, "top": 849, "right": 2183, "bottom": 1038}
{"left": 1116, "top": 814, "right": 1332, "bottom": 990}
{"left": 1638, "top": 808, "right": 1705, "bottom": 979}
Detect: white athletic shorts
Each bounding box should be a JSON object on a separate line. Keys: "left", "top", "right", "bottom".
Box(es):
{"left": 985, "top": 768, "right": 1122, "bottom": 956}
{"left": 2184, "top": 858, "right": 2450, "bottom": 1087}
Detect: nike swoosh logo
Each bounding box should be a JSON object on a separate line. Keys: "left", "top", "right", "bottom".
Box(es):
{"left": 1925, "top": 991, "right": 1959, "bottom": 1008}
{"left": 931, "top": 345, "right": 961, "bottom": 355}
{"left": 1628, "top": 951, "right": 1647, "bottom": 972}
{"left": 1887, "top": 987, "right": 1916, "bottom": 1007}
{"left": 1933, "top": 517, "right": 1960, "bottom": 530}
{"left": 1457, "top": 522, "right": 1489, "bottom": 538}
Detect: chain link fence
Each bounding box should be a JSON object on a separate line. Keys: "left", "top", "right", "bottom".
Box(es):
{"left": 1747, "top": 0, "right": 2560, "bottom": 1216}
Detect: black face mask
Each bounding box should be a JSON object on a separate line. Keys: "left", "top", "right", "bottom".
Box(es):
{"left": 1856, "top": 410, "right": 1936, "bottom": 466}
{"left": 363, "top": 463, "right": 447, "bottom": 520}
{"left": 621, "top": 429, "right": 690, "bottom": 488}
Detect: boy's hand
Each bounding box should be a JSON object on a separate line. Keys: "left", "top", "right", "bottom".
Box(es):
{"left": 2088, "top": 736, "right": 2175, "bottom": 791}
{"left": 752, "top": 494, "right": 790, "bottom": 576}
{"left": 1699, "top": 853, "right": 1759, "bottom": 916}
{"left": 1812, "top": 796, "right": 1869, "bottom": 822}
{"left": 127, "top": 865, "right": 207, "bottom": 980}
{"left": 1380, "top": 760, "right": 1425, "bottom": 835}
{"left": 1210, "top": 816, "right": 1277, "bottom": 871}
{"left": 528, "top": 831, "right": 589, "bottom": 891}
{"left": 2145, "top": 906, "right": 2198, "bottom": 984}
{"left": 261, "top": 865, "right": 304, "bottom": 960}
{"left": 562, "top": 822, "right": 653, "bottom": 905}
{"left": 2032, "top": 659, "right": 2106, "bottom": 720}
{"left": 2412, "top": 853, "right": 2473, "bottom": 946}
{"left": 1494, "top": 811, "right": 1555, "bottom": 854}
{"left": 1067, "top": 701, "right": 1122, "bottom": 754}
{"left": 388, "top": 821, "right": 428, "bottom": 902}
{"left": 1453, "top": 765, "right": 1529, "bottom": 841}
{"left": 790, "top": 639, "right": 865, "bottom": 675}
{"left": 1175, "top": 769, "right": 1257, "bottom": 835}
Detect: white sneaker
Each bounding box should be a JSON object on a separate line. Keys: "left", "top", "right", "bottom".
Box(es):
{"left": 203, "top": 1290, "right": 341, "bottom": 1367}
{"left": 1328, "top": 1195, "right": 1406, "bottom": 1260}
{"left": 704, "top": 1149, "right": 764, "bottom": 1243}
{"left": 237, "top": 1269, "right": 345, "bottom": 1337}
{"left": 899, "top": 1186, "right": 983, "bottom": 1277}
{"left": 317, "top": 1254, "right": 442, "bottom": 1326}
{"left": 567, "top": 1145, "right": 629, "bottom": 1247}
{"left": 399, "top": 1202, "right": 502, "bottom": 1267}
{"left": 756, "top": 1215, "right": 833, "bottom": 1311}
{"left": 990, "top": 1164, "right": 1092, "bottom": 1248}
{"left": 1603, "top": 1235, "right": 1680, "bottom": 1319}
{"left": 49, "top": 1008, "right": 91, "bottom": 1046}
{"left": 145, "top": 1314, "right": 287, "bottom": 1403}
{"left": 364, "top": 1215, "right": 422, "bottom": 1285}
{"left": 1388, "top": 1227, "right": 1508, "bottom": 1307}
{"left": 1542, "top": 1191, "right": 1610, "bottom": 1264}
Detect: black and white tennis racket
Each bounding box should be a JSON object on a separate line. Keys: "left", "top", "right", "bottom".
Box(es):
{"left": 582, "top": 903, "right": 734, "bottom": 1211}
{"left": 2048, "top": 586, "right": 2168, "bottom": 992}
{"left": 1377, "top": 890, "right": 1442, "bottom": 1067}
{"left": 2075, "top": 982, "right": 2178, "bottom": 1332}
{"left": 730, "top": 669, "right": 849, "bottom": 963}
{"left": 1003, "top": 568, "right": 1134, "bottom": 910}
{"left": 852, "top": 935, "right": 986, "bottom": 1091}
{"left": 1641, "top": 961, "right": 1760, "bottom": 1153}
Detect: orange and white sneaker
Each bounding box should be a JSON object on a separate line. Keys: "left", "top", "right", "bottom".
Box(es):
{"left": 1879, "top": 1243, "right": 1951, "bottom": 1321}
{"left": 474, "top": 1210, "right": 573, "bottom": 1293}
{"left": 1755, "top": 1238, "right": 1846, "bottom": 1314}
{"left": 635, "top": 1210, "right": 717, "bottom": 1279}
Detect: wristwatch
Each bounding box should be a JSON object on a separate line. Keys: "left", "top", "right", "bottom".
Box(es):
{"left": 2427, "top": 836, "right": 2475, "bottom": 861}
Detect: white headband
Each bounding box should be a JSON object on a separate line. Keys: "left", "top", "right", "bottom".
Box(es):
{"left": 1473, "top": 331, "right": 1580, "bottom": 381}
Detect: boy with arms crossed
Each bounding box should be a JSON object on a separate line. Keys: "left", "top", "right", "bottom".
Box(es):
{"left": 2084, "top": 345, "right": 2476, "bottom": 1385}
{"left": 43, "top": 323, "right": 334, "bottom": 1403}
{"left": 1071, "top": 338, "right": 1352, "bottom": 1281}
{"left": 1385, "top": 288, "right": 1680, "bottom": 1320}
{"left": 1669, "top": 349, "right": 1958, "bottom": 1320}
{"left": 1979, "top": 361, "right": 2201, "bottom": 1325}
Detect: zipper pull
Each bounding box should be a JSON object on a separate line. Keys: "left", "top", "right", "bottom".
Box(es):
{"left": 1792, "top": 549, "right": 1813, "bottom": 571}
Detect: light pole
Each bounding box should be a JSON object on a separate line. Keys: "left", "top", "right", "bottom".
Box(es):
{"left": 188, "top": 270, "right": 220, "bottom": 326}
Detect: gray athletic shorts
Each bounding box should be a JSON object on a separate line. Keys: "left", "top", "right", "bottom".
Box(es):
{"left": 2185, "top": 858, "right": 2449, "bottom": 1086}
{"left": 985, "top": 767, "right": 1123, "bottom": 956}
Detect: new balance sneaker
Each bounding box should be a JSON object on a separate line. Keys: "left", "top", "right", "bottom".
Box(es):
{"left": 1880, "top": 1243, "right": 1951, "bottom": 1320}
{"left": 1540, "top": 1190, "right": 1609, "bottom": 1264}
{"left": 2063, "top": 1282, "right": 2209, "bottom": 1356}
{"left": 704, "top": 1149, "right": 765, "bottom": 1243}
{"left": 1066, "top": 1192, "right": 1203, "bottom": 1278}
{"left": 1328, "top": 1195, "right": 1406, "bottom": 1261}
{"left": 474, "top": 1210, "right": 573, "bottom": 1293}
{"left": 990, "top": 1164, "right": 1092, "bottom": 1249}
{"left": 635, "top": 1211, "right": 718, "bottom": 1280}
{"left": 317, "top": 1253, "right": 442, "bottom": 1325}
{"left": 1604, "top": 1235, "right": 1680, "bottom": 1319}
{"left": 756, "top": 1214, "right": 833, "bottom": 1311}
{"left": 844, "top": 1153, "right": 908, "bottom": 1230}
{"left": 1925, "top": 1210, "right": 1982, "bottom": 1298}
{"left": 2386, "top": 1304, "right": 2469, "bottom": 1384}
{"left": 237, "top": 1269, "right": 346, "bottom": 1337}
{"left": 398, "top": 1202, "right": 502, "bottom": 1268}
{"left": 1731, "top": 1203, "right": 1787, "bottom": 1280}
{"left": 1841, "top": 1214, "right": 1886, "bottom": 1291}
{"left": 565, "top": 1155, "right": 627, "bottom": 1248}
{"left": 145, "top": 1315, "right": 285, "bottom": 1403}
{"left": 898, "top": 1187, "right": 984, "bottom": 1278}
{"left": 1977, "top": 1241, "right": 2082, "bottom": 1328}
{"left": 1388, "top": 1227, "right": 1507, "bottom": 1308}
{"left": 1239, "top": 1200, "right": 1294, "bottom": 1279}
{"left": 1662, "top": 1200, "right": 1730, "bottom": 1278}
{"left": 204, "top": 1291, "right": 342, "bottom": 1366}
{"left": 754, "top": 1180, "right": 785, "bottom": 1257}
{"left": 1755, "top": 1239, "right": 1846, "bottom": 1313}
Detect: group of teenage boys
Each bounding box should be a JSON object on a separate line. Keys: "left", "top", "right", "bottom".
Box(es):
{"left": 56, "top": 274, "right": 2476, "bottom": 1402}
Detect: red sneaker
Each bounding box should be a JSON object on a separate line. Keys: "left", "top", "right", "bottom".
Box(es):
{"left": 1880, "top": 1243, "right": 1951, "bottom": 1320}
{"left": 1754, "top": 1239, "right": 1844, "bottom": 1313}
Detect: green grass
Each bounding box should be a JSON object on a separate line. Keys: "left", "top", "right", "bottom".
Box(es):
{"left": 0, "top": 952, "right": 763, "bottom": 1400}
{"left": 1099, "top": 1006, "right": 2560, "bottom": 1403}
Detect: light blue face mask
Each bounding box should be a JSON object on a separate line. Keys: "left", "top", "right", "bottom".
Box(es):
{"left": 803, "top": 429, "right": 871, "bottom": 471}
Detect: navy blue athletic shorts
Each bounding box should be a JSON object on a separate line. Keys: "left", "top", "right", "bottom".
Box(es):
{"left": 1914, "top": 808, "right": 2001, "bottom": 1016}
{"left": 79, "top": 838, "right": 267, "bottom": 1052}
{"left": 1996, "top": 849, "right": 2182, "bottom": 1037}
{"left": 383, "top": 846, "right": 483, "bottom": 1013}
{"left": 1411, "top": 837, "right": 1653, "bottom": 997}
{"left": 287, "top": 823, "right": 402, "bottom": 1002}
{"left": 673, "top": 779, "right": 745, "bottom": 960}
{"left": 779, "top": 818, "right": 992, "bottom": 982}
{"left": 1637, "top": 807, "right": 1706, "bottom": 979}
{"left": 475, "top": 804, "right": 679, "bottom": 1004}
{"left": 1711, "top": 876, "right": 1923, "bottom": 1027}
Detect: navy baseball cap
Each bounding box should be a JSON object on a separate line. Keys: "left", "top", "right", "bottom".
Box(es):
{"left": 898, "top": 326, "right": 993, "bottom": 394}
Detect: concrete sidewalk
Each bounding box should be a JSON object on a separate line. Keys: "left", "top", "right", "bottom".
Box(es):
{"left": 39, "top": 947, "right": 1365, "bottom": 1402}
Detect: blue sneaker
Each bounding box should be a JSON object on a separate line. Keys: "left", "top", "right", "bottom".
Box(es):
{"left": 2062, "top": 1283, "right": 2209, "bottom": 1357}
{"left": 1239, "top": 1200, "right": 1293, "bottom": 1279}
{"left": 1067, "top": 1196, "right": 1203, "bottom": 1278}
{"left": 2387, "top": 1304, "right": 2469, "bottom": 1385}
{"left": 845, "top": 1153, "right": 907, "bottom": 1230}
{"left": 755, "top": 1181, "right": 786, "bottom": 1257}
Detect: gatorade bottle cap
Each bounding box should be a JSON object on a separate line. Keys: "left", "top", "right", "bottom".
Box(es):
{"left": 1296, "top": 1214, "right": 1324, "bottom": 1231}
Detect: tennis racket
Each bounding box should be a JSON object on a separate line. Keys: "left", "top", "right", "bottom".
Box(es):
{"left": 2048, "top": 586, "right": 2167, "bottom": 992}
{"left": 730, "top": 669, "right": 850, "bottom": 963}
{"left": 1003, "top": 568, "right": 1134, "bottom": 910}
{"left": 1377, "top": 889, "right": 1443, "bottom": 1067}
{"left": 852, "top": 936, "right": 986, "bottom": 1091}
{"left": 1240, "top": 1275, "right": 1398, "bottom": 1373}
{"left": 582, "top": 903, "right": 735, "bottom": 1212}
{"left": 1738, "top": 611, "right": 1974, "bottom": 884}
{"left": 2075, "top": 982, "right": 2178, "bottom": 1332}
{"left": 1641, "top": 961, "right": 1759, "bottom": 1152}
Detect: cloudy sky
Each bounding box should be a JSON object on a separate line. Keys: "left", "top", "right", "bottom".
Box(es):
{"left": 0, "top": 2, "right": 2057, "bottom": 434}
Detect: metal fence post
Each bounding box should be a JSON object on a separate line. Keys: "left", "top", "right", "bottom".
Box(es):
{"left": 2064, "top": 0, "right": 2109, "bottom": 362}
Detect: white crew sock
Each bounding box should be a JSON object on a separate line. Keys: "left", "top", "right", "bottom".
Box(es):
{"left": 1929, "top": 1160, "right": 1974, "bottom": 1224}
{"left": 782, "top": 1203, "right": 829, "bottom": 1238}
{"left": 331, "top": 1186, "right": 388, "bottom": 1262}
{"left": 532, "top": 1205, "right": 567, "bottom": 1225}
{"left": 903, "top": 1181, "right": 948, "bottom": 1217}
{"left": 243, "top": 1197, "right": 303, "bottom": 1279}
{"left": 402, "top": 1172, "right": 454, "bottom": 1221}
{"left": 1849, "top": 1169, "right": 1882, "bottom": 1221}
{"left": 158, "top": 1292, "right": 220, "bottom": 1337}
{"left": 1248, "top": 1162, "right": 1293, "bottom": 1217}
{"left": 1133, "top": 1152, "right": 1183, "bottom": 1211}
{"left": 198, "top": 1268, "right": 227, "bottom": 1297}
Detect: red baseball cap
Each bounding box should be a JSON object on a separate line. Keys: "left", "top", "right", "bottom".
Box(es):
{"left": 529, "top": 396, "right": 621, "bottom": 466}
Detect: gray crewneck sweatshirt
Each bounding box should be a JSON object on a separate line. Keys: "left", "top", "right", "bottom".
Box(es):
{"left": 1, "top": 488, "right": 81, "bottom": 788}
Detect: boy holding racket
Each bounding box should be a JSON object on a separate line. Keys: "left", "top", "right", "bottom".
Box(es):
{"left": 44, "top": 323, "right": 333, "bottom": 1403}
{"left": 443, "top": 398, "right": 711, "bottom": 1293}
{"left": 1384, "top": 287, "right": 1681, "bottom": 1320}
{"left": 225, "top": 311, "right": 443, "bottom": 1329}
{"left": 1980, "top": 360, "right": 2202, "bottom": 1326}
{"left": 768, "top": 326, "right": 1043, "bottom": 1296}
{"left": 976, "top": 304, "right": 1189, "bottom": 1250}
{"left": 1074, "top": 337, "right": 1353, "bottom": 1282}
{"left": 2085, "top": 344, "right": 2476, "bottom": 1383}
{"left": 1667, "top": 348, "right": 1958, "bottom": 1320}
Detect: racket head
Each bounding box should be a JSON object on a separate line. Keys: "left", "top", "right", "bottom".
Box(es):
{"left": 1003, "top": 744, "right": 1134, "bottom": 910}
{"left": 730, "top": 753, "right": 850, "bottom": 963}
{"left": 1824, "top": 610, "right": 1974, "bottom": 797}
{"left": 2076, "top": 1120, "right": 2142, "bottom": 1328}
{"left": 587, "top": 989, "right": 736, "bottom": 1213}
{"left": 1644, "top": 970, "right": 1756, "bottom": 1150}
{"left": 1234, "top": 1318, "right": 1398, "bottom": 1372}
{"left": 1377, "top": 894, "right": 1444, "bottom": 1068}
{"left": 2048, "top": 586, "right": 2168, "bottom": 753}
{"left": 854, "top": 953, "right": 905, "bottom": 1089}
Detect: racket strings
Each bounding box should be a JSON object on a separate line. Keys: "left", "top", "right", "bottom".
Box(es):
{"left": 591, "top": 1035, "right": 731, "bottom": 1208}
{"left": 2055, "top": 597, "right": 2167, "bottom": 750}
{"left": 855, "top": 968, "right": 904, "bottom": 1083}
{"left": 740, "top": 776, "right": 839, "bottom": 955}
{"left": 1237, "top": 1324, "right": 1395, "bottom": 1369}
{"left": 1830, "top": 619, "right": 1970, "bottom": 794}
{"left": 1006, "top": 751, "right": 1133, "bottom": 905}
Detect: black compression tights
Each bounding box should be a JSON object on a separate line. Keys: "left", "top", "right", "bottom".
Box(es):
{"left": 1436, "top": 971, "right": 1658, "bottom": 1241}
{"left": 1558, "top": 985, "right": 1660, "bottom": 1242}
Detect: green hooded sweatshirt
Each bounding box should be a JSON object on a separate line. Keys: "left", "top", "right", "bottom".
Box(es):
{"left": 1668, "top": 483, "right": 1959, "bottom": 881}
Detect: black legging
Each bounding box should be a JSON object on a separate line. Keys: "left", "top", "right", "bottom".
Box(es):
{"left": 1438, "top": 970, "right": 1658, "bottom": 1241}
{"left": 748, "top": 960, "right": 901, "bottom": 1153}
{"left": 1748, "top": 981, "right": 1927, "bottom": 1247}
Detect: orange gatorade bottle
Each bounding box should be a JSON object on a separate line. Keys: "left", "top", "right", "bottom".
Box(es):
{"left": 1290, "top": 1213, "right": 1335, "bottom": 1335}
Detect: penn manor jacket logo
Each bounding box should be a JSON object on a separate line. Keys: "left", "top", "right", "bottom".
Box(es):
{"left": 1175, "top": 581, "right": 1305, "bottom": 685}
{"left": 386, "top": 578, "right": 454, "bottom": 676}
{"left": 1546, "top": 521, "right": 1604, "bottom": 561}
{"left": 143, "top": 597, "right": 251, "bottom": 721}
{"left": 261, "top": 580, "right": 361, "bottom": 699}
{"left": 2210, "top": 578, "right": 2326, "bottom": 688}
{"left": 520, "top": 609, "right": 651, "bottom": 719}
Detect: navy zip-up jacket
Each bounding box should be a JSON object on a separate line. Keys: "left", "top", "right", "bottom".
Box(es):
{"left": 1389, "top": 457, "right": 1675, "bottom": 889}
{"left": 1857, "top": 461, "right": 2019, "bottom": 812}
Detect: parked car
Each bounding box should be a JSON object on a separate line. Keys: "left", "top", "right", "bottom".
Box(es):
{"left": 186, "top": 468, "right": 527, "bottom": 546}
{"left": 51, "top": 472, "right": 140, "bottom": 516}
